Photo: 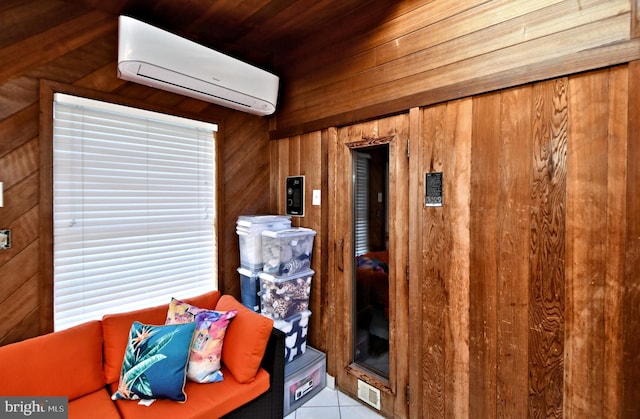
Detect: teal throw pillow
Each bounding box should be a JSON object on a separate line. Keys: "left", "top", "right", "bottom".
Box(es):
{"left": 112, "top": 321, "right": 196, "bottom": 402}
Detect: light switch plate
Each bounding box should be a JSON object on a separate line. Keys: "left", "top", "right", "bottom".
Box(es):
{"left": 312, "top": 189, "right": 321, "bottom": 206}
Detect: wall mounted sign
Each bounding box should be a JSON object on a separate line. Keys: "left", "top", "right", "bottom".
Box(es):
{"left": 425, "top": 172, "right": 443, "bottom": 207}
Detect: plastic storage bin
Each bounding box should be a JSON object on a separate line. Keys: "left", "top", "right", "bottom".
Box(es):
{"left": 274, "top": 310, "right": 311, "bottom": 363}
{"left": 259, "top": 270, "right": 313, "bottom": 320}
{"left": 237, "top": 267, "right": 261, "bottom": 312}
{"left": 284, "top": 346, "right": 327, "bottom": 416}
{"left": 236, "top": 215, "right": 291, "bottom": 271}
{"left": 261, "top": 228, "right": 316, "bottom": 276}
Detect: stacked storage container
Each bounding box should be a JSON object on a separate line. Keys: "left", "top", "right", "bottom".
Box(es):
{"left": 259, "top": 227, "right": 316, "bottom": 363}
{"left": 236, "top": 215, "right": 291, "bottom": 312}
{"left": 283, "top": 346, "right": 327, "bottom": 416}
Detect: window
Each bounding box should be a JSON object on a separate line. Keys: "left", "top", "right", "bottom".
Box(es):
{"left": 354, "top": 151, "right": 370, "bottom": 256}
{"left": 53, "top": 93, "right": 218, "bottom": 330}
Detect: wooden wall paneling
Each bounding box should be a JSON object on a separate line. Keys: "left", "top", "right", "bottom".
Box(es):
{"left": 274, "top": 0, "right": 636, "bottom": 137}
{"left": 219, "top": 112, "right": 271, "bottom": 296}
{"left": 0, "top": 10, "right": 116, "bottom": 84}
{"left": 383, "top": 114, "right": 410, "bottom": 416}
{"left": 284, "top": 0, "right": 492, "bottom": 95}
{"left": 270, "top": 131, "right": 327, "bottom": 349}
{"left": 0, "top": 204, "right": 40, "bottom": 340}
{"left": 623, "top": 59, "right": 640, "bottom": 417}
{"left": 271, "top": 136, "right": 290, "bottom": 214}
{"left": 27, "top": 34, "right": 118, "bottom": 84}
{"left": 316, "top": 128, "right": 330, "bottom": 354}
{"left": 326, "top": 125, "right": 342, "bottom": 379}
{"left": 495, "top": 85, "right": 532, "bottom": 417}
{"left": 469, "top": 93, "right": 500, "bottom": 417}
{"left": 0, "top": 105, "right": 38, "bottom": 152}
{"left": 633, "top": 0, "right": 640, "bottom": 38}
{"left": 528, "top": 78, "right": 568, "bottom": 418}
{"left": 565, "top": 69, "right": 609, "bottom": 418}
{"left": 0, "top": 77, "right": 39, "bottom": 119}
{"left": 285, "top": 12, "right": 630, "bottom": 127}
{"left": 299, "top": 131, "right": 324, "bottom": 349}
{"left": 286, "top": 0, "right": 570, "bottom": 99}
{"left": 407, "top": 107, "right": 423, "bottom": 419}
{"left": 603, "top": 65, "right": 628, "bottom": 418}
{"left": 0, "top": 0, "right": 87, "bottom": 49}
{"left": 287, "top": 135, "right": 301, "bottom": 225}
{"left": 443, "top": 98, "right": 472, "bottom": 418}
{"left": 419, "top": 103, "right": 447, "bottom": 419}
{"left": 74, "top": 62, "right": 125, "bottom": 92}
{"left": 331, "top": 124, "right": 355, "bottom": 388}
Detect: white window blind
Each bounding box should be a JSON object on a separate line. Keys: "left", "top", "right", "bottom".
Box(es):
{"left": 354, "top": 151, "right": 370, "bottom": 256}
{"left": 53, "top": 93, "right": 218, "bottom": 331}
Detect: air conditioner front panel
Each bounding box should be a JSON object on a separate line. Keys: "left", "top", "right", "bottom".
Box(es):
{"left": 118, "top": 16, "right": 278, "bottom": 116}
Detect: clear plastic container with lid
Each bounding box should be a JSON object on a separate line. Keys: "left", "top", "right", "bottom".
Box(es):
{"left": 259, "top": 269, "right": 313, "bottom": 320}
{"left": 261, "top": 227, "right": 316, "bottom": 276}
{"left": 236, "top": 215, "right": 291, "bottom": 271}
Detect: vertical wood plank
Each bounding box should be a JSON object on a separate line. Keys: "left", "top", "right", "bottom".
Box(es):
{"left": 443, "top": 98, "right": 472, "bottom": 419}
{"left": 623, "top": 60, "right": 640, "bottom": 417}
{"left": 408, "top": 107, "right": 423, "bottom": 419}
{"left": 420, "top": 104, "right": 447, "bottom": 419}
{"left": 332, "top": 123, "right": 356, "bottom": 398}
{"left": 632, "top": 0, "right": 640, "bottom": 38}
{"left": 388, "top": 114, "right": 410, "bottom": 418}
{"left": 565, "top": 69, "right": 608, "bottom": 418}
{"left": 326, "top": 126, "right": 341, "bottom": 379}
{"left": 288, "top": 135, "right": 301, "bottom": 226}
{"left": 603, "top": 65, "right": 627, "bottom": 418}
{"left": 469, "top": 92, "right": 500, "bottom": 418}
{"left": 496, "top": 85, "right": 532, "bottom": 417}
{"left": 528, "top": 77, "right": 568, "bottom": 419}
{"left": 299, "top": 131, "right": 324, "bottom": 349}
{"left": 317, "top": 128, "right": 331, "bottom": 354}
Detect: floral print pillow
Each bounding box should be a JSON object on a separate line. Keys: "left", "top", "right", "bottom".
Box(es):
{"left": 165, "top": 298, "right": 237, "bottom": 383}
{"left": 186, "top": 310, "right": 237, "bottom": 383}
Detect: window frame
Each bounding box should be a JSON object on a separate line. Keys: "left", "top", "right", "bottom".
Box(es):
{"left": 39, "top": 81, "right": 224, "bottom": 333}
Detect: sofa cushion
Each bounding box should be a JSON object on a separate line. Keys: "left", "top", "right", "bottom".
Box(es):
{"left": 113, "top": 366, "right": 270, "bottom": 419}
{"left": 215, "top": 295, "right": 274, "bottom": 383}
{"left": 0, "top": 320, "right": 104, "bottom": 401}
{"left": 112, "top": 321, "right": 196, "bottom": 402}
{"left": 103, "top": 290, "right": 221, "bottom": 384}
{"left": 69, "top": 388, "right": 121, "bottom": 419}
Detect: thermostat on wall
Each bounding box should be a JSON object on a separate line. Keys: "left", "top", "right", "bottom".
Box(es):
{"left": 426, "top": 172, "right": 443, "bottom": 207}
{"left": 286, "top": 176, "right": 304, "bottom": 216}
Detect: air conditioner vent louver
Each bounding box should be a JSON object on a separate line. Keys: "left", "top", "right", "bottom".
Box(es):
{"left": 117, "top": 16, "right": 279, "bottom": 116}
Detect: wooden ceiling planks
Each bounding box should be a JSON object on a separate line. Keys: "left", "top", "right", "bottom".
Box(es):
{"left": 58, "top": 0, "right": 375, "bottom": 70}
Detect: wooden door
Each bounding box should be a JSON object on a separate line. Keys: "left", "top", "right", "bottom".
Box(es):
{"left": 329, "top": 113, "right": 409, "bottom": 418}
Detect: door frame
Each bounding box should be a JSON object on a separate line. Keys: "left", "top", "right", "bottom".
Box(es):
{"left": 328, "top": 113, "right": 410, "bottom": 418}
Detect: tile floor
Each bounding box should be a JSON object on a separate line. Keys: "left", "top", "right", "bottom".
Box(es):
{"left": 285, "top": 384, "right": 386, "bottom": 419}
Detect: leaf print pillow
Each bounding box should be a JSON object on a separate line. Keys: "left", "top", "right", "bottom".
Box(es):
{"left": 111, "top": 321, "right": 196, "bottom": 402}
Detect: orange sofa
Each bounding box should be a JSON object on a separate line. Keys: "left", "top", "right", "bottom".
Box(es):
{"left": 0, "top": 291, "right": 285, "bottom": 419}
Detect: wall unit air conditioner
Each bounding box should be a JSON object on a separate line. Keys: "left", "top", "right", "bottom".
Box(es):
{"left": 117, "top": 16, "right": 279, "bottom": 116}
